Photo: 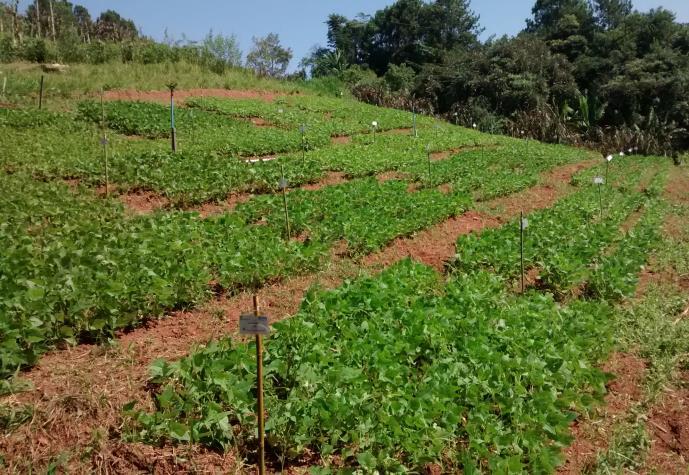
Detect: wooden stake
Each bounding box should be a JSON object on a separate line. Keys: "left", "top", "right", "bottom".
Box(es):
{"left": 605, "top": 160, "right": 610, "bottom": 186}
{"left": 300, "top": 126, "right": 306, "bottom": 165}
{"left": 170, "top": 87, "right": 177, "bottom": 153}
{"left": 427, "top": 147, "right": 432, "bottom": 184}
{"left": 280, "top": 163, "right": 291, "bottom": 239}
{"left": 520, "top": 211, "right": 525, "bottom": 294}
{"left": 253, "top": 295, "right": 266, "bottom": 475}
{"left": 100, "top": 89, "right": 109, "bottom": 197}
{"left": 38, "top": 75, "right": 44, "bottom": 110}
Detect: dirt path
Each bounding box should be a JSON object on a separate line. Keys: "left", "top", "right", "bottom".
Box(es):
{"left": 644, "top": 373, "right": 689, "bottom": 475}
{"left": 557, "top": 353, "right": 647, "bottom": 474}
{"left": 0, "top": 159, "right": 596, "bottom": 473}
{"left": 560, "top": 164, "right": 689, "bottom": 474}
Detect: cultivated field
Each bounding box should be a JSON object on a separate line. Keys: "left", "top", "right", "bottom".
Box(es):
{"left": 1, "top": 64, "right": 688, "bottom": 474}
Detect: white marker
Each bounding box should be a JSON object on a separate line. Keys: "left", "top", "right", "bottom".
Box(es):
{"left": 606, "top": 154, "right": 613, "bottom": 162}
{"left": 594, "top": 176, "right": 605, "bottom": 185}
{"left": 521, "top": 218, "right": 529, "bottom": 230}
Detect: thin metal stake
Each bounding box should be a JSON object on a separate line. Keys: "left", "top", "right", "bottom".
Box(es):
{"left": 170, "top": 88, "right": 177, "bottom": 153}
{"left": 281, "top": 163, "right": 291, "bottom": 239}
{"left": 301, "top": 127, "right": 306, "bottom": 165}
{"left": 427, "top": 148, "right": 432, "bottom": 184}
{"left": 100, "top": 89, "right": 109, "bottom": 197}
{"left": 253, "top": 295, "right": 266, "bottom": 475}
{"left": 38, "top": 75, "right": 44, "bottom": 110}
{"left": 520, "top": 211, "right": 525, "bottom": 294}
{"left": 605, "top": 160, "right": 610, "bottom": 186}
{"left": 598, "top": 183, "right": 603, "bottom": 219}
{"left": 412, "top": 99, "right": 417, "bottom": 138}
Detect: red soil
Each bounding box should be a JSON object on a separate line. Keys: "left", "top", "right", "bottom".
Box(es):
{"left": 558, "top": 353, "right": 647, "bottom": 474}
{"left": 118, "top": 190, "right": 169, "bottom": 214}
{"left": 645, "top": 373, "right": 689, "bottom": 474}
{"left": 331, "top": 135, "right": 352, "bottom": 145}
{"left": 301, "top": 171, "right": 348, "bottom": 191}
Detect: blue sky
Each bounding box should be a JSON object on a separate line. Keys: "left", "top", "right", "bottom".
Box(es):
{"left": 19, "top": 0, "right": 689, "bottom": 70}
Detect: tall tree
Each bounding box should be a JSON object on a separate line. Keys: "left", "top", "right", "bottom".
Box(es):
{"left": 527, "top": 0, "right": 596, "bottom": 37}
{"left": 245, "top": 33, "right": 292, "bottom": 77}
{"left": 72, "top": 4, "right": 91, "bottom": 42}
{"left": 93, "top": 9, "right": 137, "bottom": 41}
{"left": 594, "top": 0, "right": 632, "bottom": 29}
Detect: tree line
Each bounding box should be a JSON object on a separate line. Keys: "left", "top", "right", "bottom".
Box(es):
{"left": 0, "top": 1, "right": 293, "bottom": 77}
{"left": 302, "top": 0, "right": 689, "bottom": 156}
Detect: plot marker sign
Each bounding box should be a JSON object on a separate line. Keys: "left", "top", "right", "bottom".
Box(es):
{"left": 239, "top": 313, "right": 270, "bottom": 336}
{"left": 243, "top": 296, "right": 268, "bottom": 475}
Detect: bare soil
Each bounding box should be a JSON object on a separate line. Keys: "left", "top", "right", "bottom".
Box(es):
{"left": 103, "top": 88, "right": 285, "bottom": 104}
{"left": 484, "top": 160, "right": 597, "bottom": 216}
{"left": 185, "top": 193, "right": 254, "bottom": 218}
{"left": 301, "top": 172, "right": 348, "bottom": 191}
{"left": 248, "top": 117, "right": 275, "bottom": 127}
{"left": 664, "top": 166, "right": 689, "bottom": 204}
{"left": 118, "top": 190, "right": 169, "bottom": 215}
{"left": 558, "top": 352, "right": 647, "bottom": 474}
{"left": 330, "top": 135, "right": 352, "bottom": 145}
{"left": 644, "top": 373, "right": 689, "bottom": 474}
{"left": 382, "top": 127, "right": 413, "bottom": 135}
{"left": 363, "top": 210, "right": 501, "bottom": 272}
{"left": 376, "top": 171, "right": 409, "bottom": 183}
{"left": 438, "top": 183, "right": 453, "bottom": 194}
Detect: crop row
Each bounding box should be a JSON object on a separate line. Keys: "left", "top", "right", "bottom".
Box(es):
{"left": 78, "top": 100, "right": 321, "bottom": 157}
{"left": 451, "top": 157, "right": 663, "bottom": 294}
{"left": 0, "top": 106, "right": 591, "bottom": 207}
{"left": 129, "top": 156, "right": 669, "bottom": 472}
{"left": 0, "top": 172, "right": 326, "bottom": 378}
{"left": 2, "top": 143, "right": 558, "bottom": 378}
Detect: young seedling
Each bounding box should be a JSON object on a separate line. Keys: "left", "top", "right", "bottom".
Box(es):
{"left": 238, "top": 295, "right": 270, "bottom": 475}
{"left": 100, "top": 89, "right": 110, "bottom": 197}
{"left": 279, "top": 163, "right": 291, "bottom": 239}
{"left": 167, "top": 82, "right": 178, "bottom": 152}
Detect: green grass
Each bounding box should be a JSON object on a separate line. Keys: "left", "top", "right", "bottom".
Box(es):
{"left": 0, "top": 61, "right": 346, "bottom": 110}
